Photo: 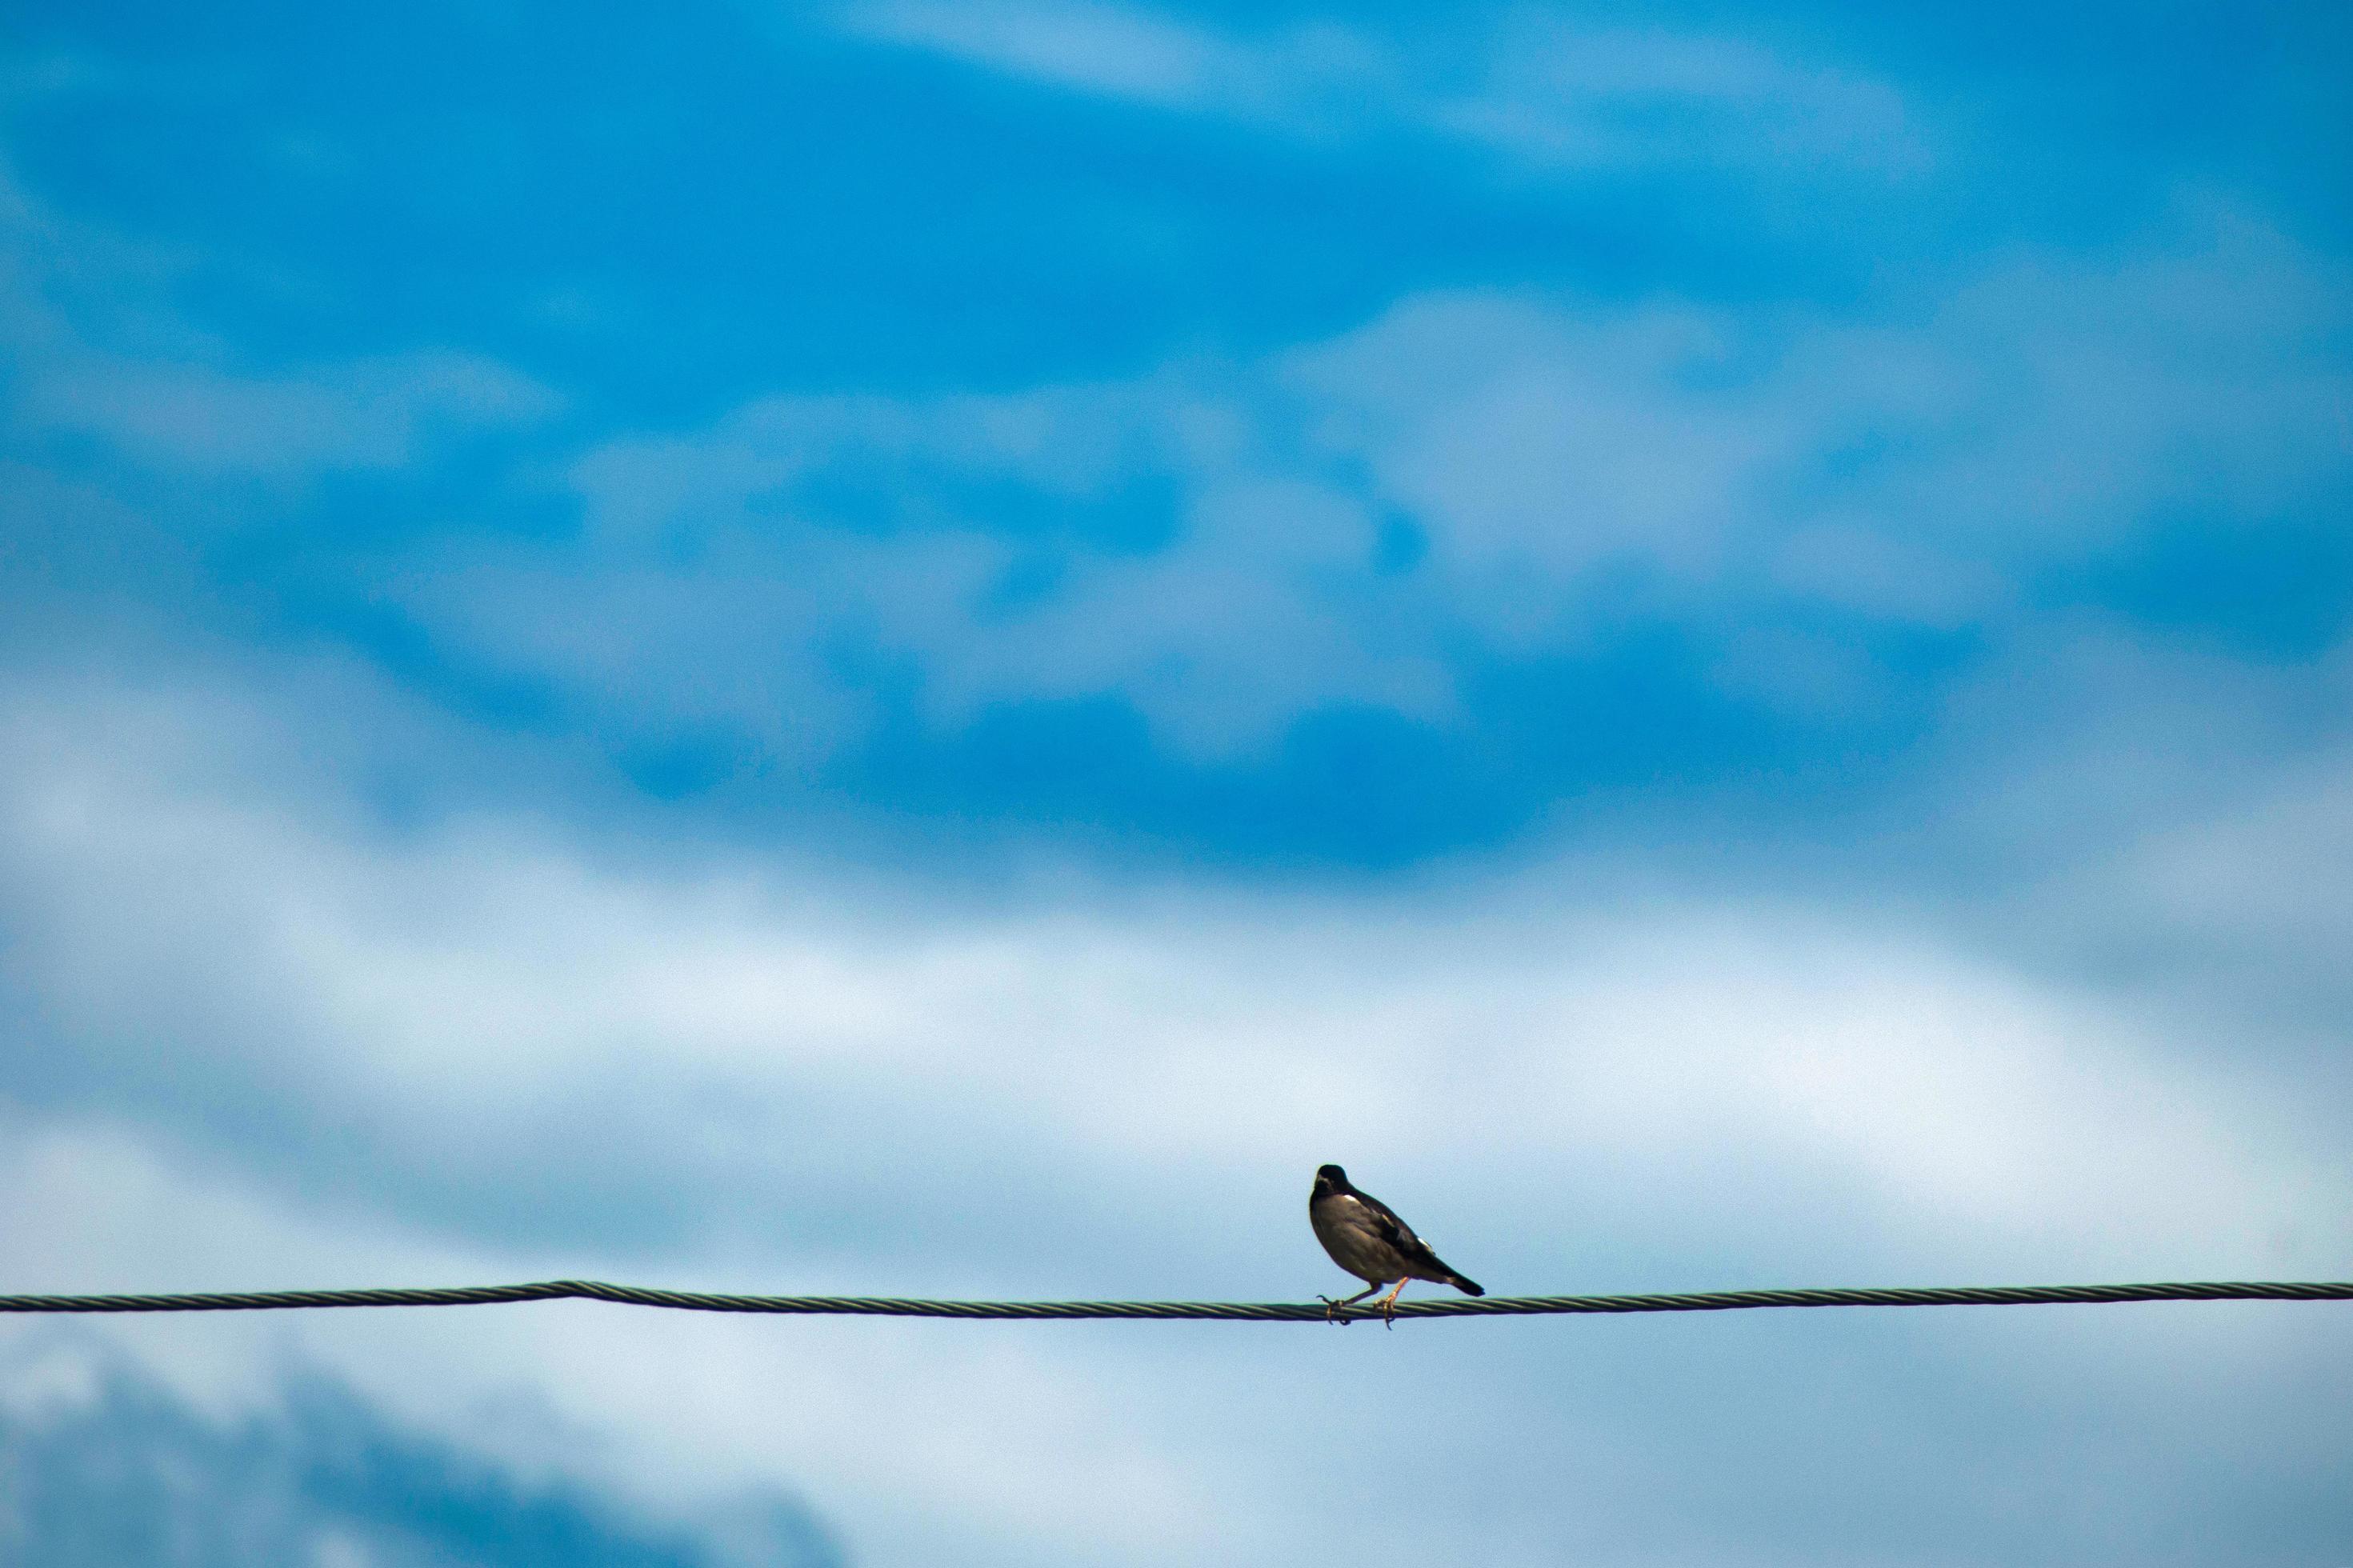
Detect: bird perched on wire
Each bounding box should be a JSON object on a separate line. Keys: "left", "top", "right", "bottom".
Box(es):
{"left": 1309, "top": 1163, "right": 1484, "bottom": 1326}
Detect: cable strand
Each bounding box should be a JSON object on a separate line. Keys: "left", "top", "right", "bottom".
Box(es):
{"left": 1, "top": 1280, "right": 2347, "bottom": 1322}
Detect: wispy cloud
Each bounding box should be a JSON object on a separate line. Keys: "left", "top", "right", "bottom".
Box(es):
{"left": 29, "top": 349, "right": 557, "bottom": 475}
{"left": 377, "top": 209, "right": 2352, "bottom": 762}
{"left": 838, "top": 2, "right": 1927, "bottom": 173}
{"left": 846, "top": 0, "right": 1255, "bottom": 110}
{"left": 0, "top": 165, "right": 558, "bottom": 478}
{"left": 1433, "top": 17, "right": 1917, "bottom": 171}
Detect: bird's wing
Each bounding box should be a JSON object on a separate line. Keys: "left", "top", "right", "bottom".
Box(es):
{"left": 1354, "top": 1190, "right": 1449, "bottom": 1273}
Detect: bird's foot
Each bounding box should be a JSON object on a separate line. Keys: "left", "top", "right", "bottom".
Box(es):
{"left": 1316, "top": 1294, "right": 1355, "bottom": 1326}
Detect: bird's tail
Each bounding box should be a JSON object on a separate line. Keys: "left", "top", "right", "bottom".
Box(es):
{"left": 1447, "top": 1273, "right": 1485, "bottom": 1298}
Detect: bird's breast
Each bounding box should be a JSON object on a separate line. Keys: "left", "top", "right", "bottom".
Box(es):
{"left": 1311, "top": 1195, "right": 1406, "bottom": 1284}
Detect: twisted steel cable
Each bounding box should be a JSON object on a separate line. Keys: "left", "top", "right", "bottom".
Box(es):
{"left": 1, "top": 1279, "right": 2347, "bottom": 1322}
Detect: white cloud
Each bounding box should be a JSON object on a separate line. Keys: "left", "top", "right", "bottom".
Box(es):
{"left": 2, "top": 666, "right": 2350, "bottom": 1563}
{"left": 1284, "top": 291, "right": 1798, "bottom": 636}
{"left": 2, "top": 671, "right": 2343, "bottom": 1273}
{"left": 0, "top": 1122, "right": 1215, "bottom": 1568}
{"left": 31, "top": 349, "right": 558, "bottom": 475}
{"left": 415, "top": 369, "right": 1439, "bottom": 759}
{"left": 0, "top": 163, "right": 559, "bottom": 478}
{"left": 838, "top": 2, "right": 1927, "bottom": 174}
{"left": 369, "top": 207, "right": 2353, "bottom": 758}
{"left": 1987, "top": 642, "right": 2353, "bottom": 1033}
{"left": 1307, "top": 210, "right": 2353, "bottom": 610}
{"left": 1786, "top": 206, "right": 2353, "bottom": 561}
{"left": 849, "top": 0, "right": 1242, "bottom": 110}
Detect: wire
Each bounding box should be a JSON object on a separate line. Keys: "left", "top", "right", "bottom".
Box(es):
{"left": 1, "top": 1279, "right": 2347, "bottom": 1322}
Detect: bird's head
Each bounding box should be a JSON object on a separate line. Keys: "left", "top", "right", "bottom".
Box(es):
{"left": 1312, "top": 1164, "right": 1350, "bottom": 1196}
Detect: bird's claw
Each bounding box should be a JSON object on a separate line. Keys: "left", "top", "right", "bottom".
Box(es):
{"left": 1316, "top": 1294, "right": 1354, "bottom": 1326}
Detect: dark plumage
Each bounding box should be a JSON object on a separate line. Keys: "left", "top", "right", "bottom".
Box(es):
{"left": 1308, "top": 1163, "right": 1483, "bottom": 1324}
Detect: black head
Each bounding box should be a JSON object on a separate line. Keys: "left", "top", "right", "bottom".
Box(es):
{"left": 1313, "top": 1164, "right": 1351, "bottom": 1196}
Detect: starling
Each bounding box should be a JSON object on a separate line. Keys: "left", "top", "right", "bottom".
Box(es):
{"left": 1309, "top": 1163, "right": 1484, "bottom": 1326}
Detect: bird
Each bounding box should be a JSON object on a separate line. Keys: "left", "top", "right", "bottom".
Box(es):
{"left": 1309, "top": 1163, "right": 1484, "bottom": 1326}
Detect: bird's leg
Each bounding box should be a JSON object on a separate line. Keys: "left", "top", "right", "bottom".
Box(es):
{"left": 1319, "top": 1282, "right": 1383, "bottom": 1324}
{"left": 1377, "top": 1277, "right": 1411, "bottom": 1329}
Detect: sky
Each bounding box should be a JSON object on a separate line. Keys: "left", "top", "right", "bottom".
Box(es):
{"left": 1, "top": 1, "right": 2350, "bottom": 1562}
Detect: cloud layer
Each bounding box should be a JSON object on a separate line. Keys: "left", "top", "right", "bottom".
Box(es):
{"left": 2, "top": 666, "right": 2350, "bottom": 1562}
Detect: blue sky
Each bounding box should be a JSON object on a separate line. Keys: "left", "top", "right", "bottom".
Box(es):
{"left": 2, "top": 2, "right": 2350, "bottom": 1563}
